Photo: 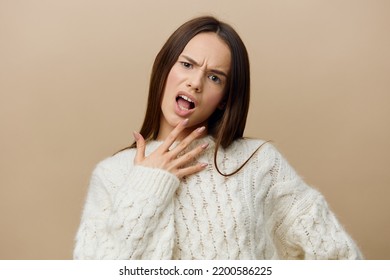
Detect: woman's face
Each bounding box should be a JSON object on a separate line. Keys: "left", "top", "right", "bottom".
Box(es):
{"left": 158, "top": 32, "right": 231, "bottom": 140}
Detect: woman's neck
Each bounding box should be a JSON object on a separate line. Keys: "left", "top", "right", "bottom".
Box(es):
{"left": 157, "top": 120, "right": 209, "bottom": 141}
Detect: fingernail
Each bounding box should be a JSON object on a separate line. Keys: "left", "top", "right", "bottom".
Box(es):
{"left": 201, "top": 142, "right": 209, "bottom": 149}
{"left": 197, "top": 126, "right": 206, "bottom": 133}
{"left": 182, "top": 119, "right": 189, "bottom": 126}
{"left": 133, "top": 131, "right": 140, "bottom": 141}
{"left": 201, "top": 163, "right": 208, "bottom": 168}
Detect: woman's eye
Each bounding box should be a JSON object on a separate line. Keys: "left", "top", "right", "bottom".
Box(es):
{"left": 180, "top": 62, "right": 192, "bottom": 69}
{"left": 209, "top": 75, "right": 221, "bottom": 84}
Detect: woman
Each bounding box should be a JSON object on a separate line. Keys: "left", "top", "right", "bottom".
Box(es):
{"left": 74, "top": 16, "right": 362, "bottom": 259}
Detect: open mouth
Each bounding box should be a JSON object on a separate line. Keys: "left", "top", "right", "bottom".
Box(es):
{"left": 176, "top": 94, "right": 195, "bottom": 111}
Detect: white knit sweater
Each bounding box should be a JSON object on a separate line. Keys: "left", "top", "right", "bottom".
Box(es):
{"left": 74, "top": 136, "right": 362, "bottom": 259}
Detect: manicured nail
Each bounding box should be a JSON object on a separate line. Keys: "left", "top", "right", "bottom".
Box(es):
{"left": 201, "top": 142, "right": 209, "bottom": 149}
{"left": 197, "top": 126, "right": 206, "bottom": 133}
{"left": 200, "top": 163, "right": 208, "bottom": 168}
{"left": 133, "top": 131, "right": 140, "bottom": 141}
{"left": 182, "top": 119, "right": 189, "bottom": 126}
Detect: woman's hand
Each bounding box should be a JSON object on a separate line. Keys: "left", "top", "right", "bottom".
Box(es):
{"left": 133, "top": 119, "right": 209, "bottom": 179}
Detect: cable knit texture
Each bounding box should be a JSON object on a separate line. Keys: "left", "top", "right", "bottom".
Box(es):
{"left": 74, "top": 136, "right": 362, "bottom": 259}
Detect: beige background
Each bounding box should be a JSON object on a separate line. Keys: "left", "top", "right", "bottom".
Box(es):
{"left": 1, "top": 0, "right": 389, "bottom": 259}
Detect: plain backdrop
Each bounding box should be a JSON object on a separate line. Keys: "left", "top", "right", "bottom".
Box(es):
{"left": 1, "top": 0, "right": 389, "bottom": 259}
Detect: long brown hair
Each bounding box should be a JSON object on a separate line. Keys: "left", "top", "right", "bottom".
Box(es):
{"left": 121, "top": 16, "right": 256, "bottom": 176}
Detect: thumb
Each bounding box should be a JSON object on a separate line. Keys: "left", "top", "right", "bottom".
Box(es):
{"left": 133, "top": 131, "right": 146, "bottom": 164}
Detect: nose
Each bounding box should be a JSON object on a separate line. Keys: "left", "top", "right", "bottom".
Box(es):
{"left": 186, "top": 71, "right": 203, "bottom": 93}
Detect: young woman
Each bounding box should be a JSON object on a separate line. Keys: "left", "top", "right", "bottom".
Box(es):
{"left": 74, "top": 16, "right": 362, "bottom": 259}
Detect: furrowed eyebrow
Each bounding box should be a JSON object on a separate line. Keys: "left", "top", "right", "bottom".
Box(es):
{"left": 180, "top": 55, "right": 228, "bottom": 78}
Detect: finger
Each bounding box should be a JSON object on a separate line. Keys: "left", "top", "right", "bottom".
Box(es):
{"left": 173, "top": 142, "right": 209, "bottom": 168}
{"left": 175, "top": 162, "right": 208, "bottom": 179}
{"left": 169, "top": 125, "right": 206, "bottom": 158}
{"left": 158, "top": 118, "right": 189, "bottom": 152}
{"left": 133, "top": 131, "right": 146, "bottom": 164}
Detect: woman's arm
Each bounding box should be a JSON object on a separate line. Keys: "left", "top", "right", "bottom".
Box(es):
{"left": 264, "top": 147, "right": 362, "bottom": 259}
{"left": 268, "top": 179, "right": 362, "bottom": 259}
{"left": 284, "top": 189, "right": 362, "bottom": 259}
{"left": 73, "top": 164, "right": 179, "bottom": 259}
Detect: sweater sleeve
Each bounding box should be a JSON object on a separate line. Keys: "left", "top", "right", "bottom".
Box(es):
{"left": 265, "top": 149, "right": 362, "bottom": 259}
{"left": 284, "top": 188, "right": 362, "bottom": 259}
{"left": 73, "top": 164, "right": 180, "bottom": 260}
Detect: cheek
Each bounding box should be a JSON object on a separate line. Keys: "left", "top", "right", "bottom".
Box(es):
{"left": 208, "top": 95, "right": 223, "bottom": 108}
{"left": 162, "top": 68, "right": 180, "bottom": 105}
{"left": 165, "top": 66, "right": 182, "bottom": 88}
{"left": 204, "top": 89, "right": 225, "bottom": 110}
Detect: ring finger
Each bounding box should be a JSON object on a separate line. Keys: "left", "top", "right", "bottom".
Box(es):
{"left": 169, "top": 126, "right": 206, "bottom": 158}
{"left": 172, "top": 141, "right": 209, "bottom": 168}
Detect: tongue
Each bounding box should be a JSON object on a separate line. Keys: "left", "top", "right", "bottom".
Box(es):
{"left": 177, "top": 97, "right": 191, "bottom": 109}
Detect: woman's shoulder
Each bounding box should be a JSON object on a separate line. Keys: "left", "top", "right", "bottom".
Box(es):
{"left": 92, "top": 148, "right": 136, "bottom": 181}
{"left": 92, "top": 140, "right": 162, "bottom": 178}
{"left": 229, "top": 137, "right": 301, "bottom": 180}
{"left": 214, "top": 137, "right": 279, "bottom": 175}
{"left": 229, "top": 137, "right": 280, "bottom": 161}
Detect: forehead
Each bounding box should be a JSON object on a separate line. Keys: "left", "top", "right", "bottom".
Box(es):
{"left": 180, "top": 32, "right": 231, "bottom": 71}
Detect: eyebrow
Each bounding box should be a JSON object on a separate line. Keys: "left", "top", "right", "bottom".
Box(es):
{"left": 180, "top": 55, "right": 229, "bottom": 78}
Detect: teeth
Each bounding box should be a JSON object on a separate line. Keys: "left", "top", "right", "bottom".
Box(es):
{"left": 178, "top": 104, "right": 190, "bottom": 111}
{"left": 179, "top": 95, "right": 194, "bottom": 104}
